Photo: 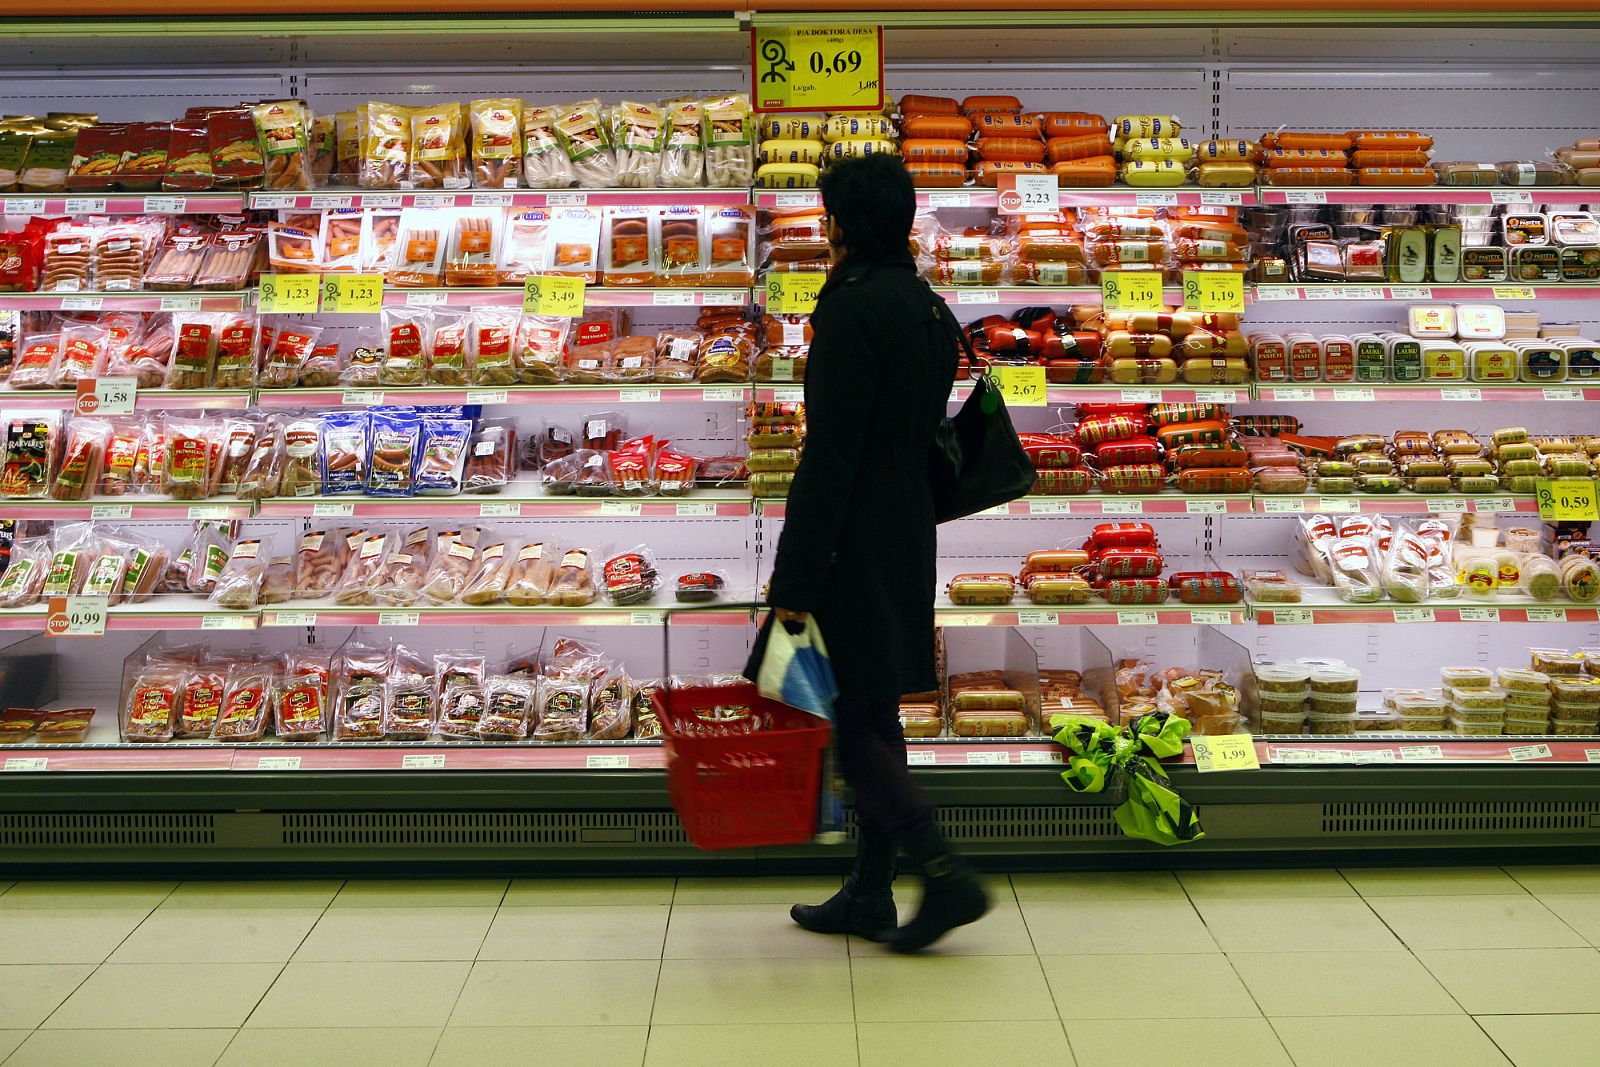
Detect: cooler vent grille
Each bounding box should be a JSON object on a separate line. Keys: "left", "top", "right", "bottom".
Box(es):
{"left": 899, "top": 805, "right": 1123, "bottom": 842}
{"left": 1322, "top": 801, "right": 1600, "bottom": 835}
{"left": 281, "top": 811, "right": 688, "bottom": 847}
{"left": 0, "top": 813, "right": 216, "bottom": 847}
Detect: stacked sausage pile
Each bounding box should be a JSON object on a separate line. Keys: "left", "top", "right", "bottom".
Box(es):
{"left": 1259, "top": 130, "right": 1436, "bottom": 187}
{"left": 924, "top": 204, "right": 1251, "bottom": 290}
{"left": 755, "top": 113, "right": 899, "bottom": 189}
{"left": 965, "top": 303, "right": 1248, "bottom": 384}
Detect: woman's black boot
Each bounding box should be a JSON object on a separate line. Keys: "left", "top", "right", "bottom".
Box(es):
{"left": 791, "top": 826, "right": 898, "bottom": 939}
{"left": 884, "top": 824, "right": 990, "bottom": 953}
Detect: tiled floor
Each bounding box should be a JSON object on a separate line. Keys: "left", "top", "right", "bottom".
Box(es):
{"left": 0, "top": 865, "right": 1597, "bottom": 1065}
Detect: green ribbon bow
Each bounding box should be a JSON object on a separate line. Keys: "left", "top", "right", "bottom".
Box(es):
{"left": 1050, "top": 711, "right": 1205, "bottom": 847}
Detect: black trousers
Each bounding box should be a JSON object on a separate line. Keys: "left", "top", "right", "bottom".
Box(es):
{"left": 834, "top": 694, "right": 935, "bottom": 838}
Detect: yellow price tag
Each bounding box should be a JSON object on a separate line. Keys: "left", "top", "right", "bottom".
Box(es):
{"left": 523, "top": 275, "right": 587, "bottom": 317}
{"left": 766, "top": 272, "right": 825, "bottom": 315}
{"left": 753, "top": 25, "right": 884, "bottom": 113}
{"left": 1101, "top": 270, "right": 1164, "bottom": 312}
{"left": 987, "top": 365, "right": 1046, "bottom": 407}
{"left": 257, "top": 273, "right": 320, "bottom": 314}
{"left": 321, "top": 274, "right": 384, "bottom": 314}
{"left": 1536, "top": 478, "right": 1599, "bottom": 521}
{"left": 1191, "top": 734, "right": 1261, "bottom": 773}
{"left": 1182, "top": 271, "right": 1246, "bottom": 314}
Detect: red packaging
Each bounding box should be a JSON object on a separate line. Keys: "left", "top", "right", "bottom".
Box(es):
{"left": 1098, "top": 464, "right": 1165, "bottom": 493}
{"left": 163, "top": 119, "right": 213, "bottom": 191}
{"left": 117, "top": 121, "right": 171, "bottom": 191}
{"left": 1094, "top": 436, "right": 1161, "bottom": 467}
{"left": 66, "top": 124, "right": 128, "bottom": 191}
{"left": 1168, "top": 571, "right": 1242, "bottom": 604}
{"left": 1030, "top": 467, "right": 1094, "bottom": 495}
{"left": 207, "top": 108, "right": 266, "bottom": 188}
{"left": 1022, "top": 440, "right": 1082, "bottom": 469}
{"left": 1075, "top": 412, "right": 1147, "bottom": 446}
{"left": 1095, "top": 546, "right": 1163, "bottom": 579}
{"left": 1177, "top": 467, "right": 1254, "bottom": 493}
{"left": 1084, "top": 522, "right": 1157, "bottom": 551}
{"left": 1168, "top": 445, "right": 1249, "bottom": 470}
{"left": 0, "top": 230, "right": 32, "bottom": 291}
{"left": 1097, "top": 577, "right": 1170, "bottom": 605}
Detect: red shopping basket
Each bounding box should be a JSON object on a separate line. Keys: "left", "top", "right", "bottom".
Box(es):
{"left": 655, "top": 683, "right": 831, "bottom": 851}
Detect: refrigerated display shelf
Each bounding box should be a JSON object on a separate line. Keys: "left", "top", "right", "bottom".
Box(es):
{"left": 265, "top": 383, "right": 750, "bottom": 407}
{"left": 1254, "top": 494, "right": 1537, "bottom": 516}
{"left": 1253, "top": 384, "right": 1600, "bottom": 403}
{"left": 0, "top": 191, "right": 246, "bottom": 215}
{"left": 4, "top": 735, "right": 1596, "bottom": 774}
{"left": 257, "top": 602, "right": 755, "bottom": 628}
{"left": 256, "top": 489, "right": 754, "bottom": 519}
{"left": 0, "top": 497, "right": 254, "bottom": 521}
{"left": 1259, "top": 284, "right": 1600, "bottom": 302}
{"left": 249, "top": 189, "right": 751, "bottom": 211}
{"left": 1252, "top": 600, "right": 1598, "bottom": 625}
{"left": 379, "top": 286, "right": 752, "bottom": 309}
{"left": 0, "top": 291, "right": 252, "bottom": 311}
{"left": 0, "top": 388, "right": 253, "bottom": 411}
{"left": 0, "top": 597, "right": 258, "bottom": 632}
{"left": 935, "top": 603, "right": 1246, "bottom": 626}
{"left": 1256, "top": 187, "right": 1600, "bottom": 207}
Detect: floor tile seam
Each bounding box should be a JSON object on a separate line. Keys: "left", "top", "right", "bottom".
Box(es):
{"left": 1217, "top": 948, "right": 1273, "bottom": 1019}
{"left": 232, "top": 960, "right": 292, "bottom": 1031}
{"left": 1260, "top": 1013, "right": 1307, "bottom": 1066}
{"left": 1465, "top": 1014, "right": 1540, "bottom": 1067}
{"left": 207, "top": 1027, "right": 245, "bottom": 1067}
{"left": 420, "top": 1022, "right": 451, "bottom": 1067}
{"left": 3, "top": 961, "right": 100, "bottom": 1035}
{"left": 30, "top": 912, "right": 169, "bottom": 1029}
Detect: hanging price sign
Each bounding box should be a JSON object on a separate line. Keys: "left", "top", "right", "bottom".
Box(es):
{"left": 75, "top": 376, "right": 137, "bottom": 416}
{"left": 765, "top": 272, "right": 825, "bottom": 314}
{"left": 1535, "top": 478, "right": 1599, "bottom": 522}
{"left": 321, "top": 274, "right": 384, "bottom": 314}
{"left": 45, "top": 595, "right": 108, "bottom": 638}
{"left": 987, "top": 365, "right": 1046, "bottom": 407}
{"left": 997, "top": 173, "right": 1059, "bottom": 215}
{"left": 1182, "top": 271, "right": 1246, "bottom": 314}
{"left": 257, "top": 273, "right": 320, "bottom": 313}
{"left": 753, "top": 24, "right": 884, "bottom": 112}
{"left": 523, "top": 275, "right": 586, "bottom": 317}
{"left": 1191, "top": 734, "right": 1262, "bottom": 773}
{"left": 1101, "top": 271, "right": 1164, "bottom": 311}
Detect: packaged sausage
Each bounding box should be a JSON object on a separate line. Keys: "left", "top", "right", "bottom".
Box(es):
{"left": 49, "top": 418, "right": 111, "bottom": 501}
{"left": 370, "top": 527, "right": 432, "bottom": 608}
{"left": 387, "top": 208, "right": 447, "bottom": 287}
{"left": 478, "top": 674, "right": 536, "bottom": 741}
{"left": 461, "top": 541, "right": 511, "bottom": 605}
{"left": 421, "top": 527, "right": 482, "bottom": 604}
{"left": 705, "top": 94, "right": 754, "bottom": 188}
{"left": 275, "top": 661, "right": 328, "bottom": 742}
{"left": 470, "top": 307, "right": 521, "bottom": 386}
{"left": 333, "top": 531, "right": 394, "bottom": 606}
{"left": 521, "top": 105, "right": 574, "bottom": 189}
{"left": 444, "top": 211, "right": 502, "bottom": 287}
{"left": 292, "top": 529, "right": 340, "bottom": 600}
{"left": 0, "top": 537, "right": 48, "bottom": 607}
{"left": 548, "top": 548, "right": 596, "bottom": 606}
{"left": 505, "top": 542, "right": 555, "bottom": 606}
{"left": 320, "top": 410, "right": 369, "bottom": 495}
{"left": 334, "top": 642, "right": 391, "bottom": 741}
{"left": 251, "top": 101, "right": 313, "bottom": 191}
{"left": 277, "top": 416, "right": 322, "bottom": 498}
{"left": 470, "top": 97, "right": 523, "bottom": 189}
{"left": 366, "top": 409, "right": 421, "bottom": 497}
{"left": 259, "top": 320, "right": 322, "bottom": 389}
{"left": 206, "top": 668, "right": 272, "bottom": 742}
{"left": 556, "top": 100, "right": 619, "bottom": 187}
{"left": 406, "top": 102, "right": 468, "bottom": 189}
{"left": 416, "top": 416, "right": 473, "bottom": 495}
{"left": 123, "top": 667, "right": 182, "bottom": 743}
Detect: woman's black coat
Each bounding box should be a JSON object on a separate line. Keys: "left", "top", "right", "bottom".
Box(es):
{"left": 747, "top": 251, "right": 960, "bottom": 701}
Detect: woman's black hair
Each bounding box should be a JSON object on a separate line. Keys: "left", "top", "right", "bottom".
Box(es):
{"left": 818, "top": 153, "right": 916, "bottom": 260}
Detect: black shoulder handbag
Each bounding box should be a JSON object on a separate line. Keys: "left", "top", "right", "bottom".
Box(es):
{"left": 925, "top": 296, "right": 1037, "bottom": 523}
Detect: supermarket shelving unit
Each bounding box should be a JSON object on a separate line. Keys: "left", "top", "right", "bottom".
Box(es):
{"left": 2, "top": 5, "right": 1600, "bottom": 871}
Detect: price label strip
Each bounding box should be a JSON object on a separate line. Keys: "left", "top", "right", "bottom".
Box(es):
{"left": 753, "top": 24, "right": 885, "bottom": 113}
{"left": 766, "top": 272, "right": 825, "bottom": 315}
{"left": 1536, "top": 477, "right": 1599, "bottom": 522}
{"left": 997, "top": 172, "right": 1059, "bottom": 215}
{"left": 257, "top": 273, "right": 320, "bottom": 314}
{"left": 1101, "top": 271, "right": 1164, "bottom": 312}
{"left": 1191, "top": 734, "right": 1262, "bottom": 773}
{"left": 46, "top": 594, "right": 108, "bottom": 638}
{"left": 75, "top": 376, "right": 137, "bottom": 416}
{"left": 523, "top": 275, "right": 587, "bottom": 317}
{"left": 321, "top": 274, "right": 384, "bottom": 314}
{"left": 987, "top": 365, "right": 1046, "bottom": 407}
{"left": 1182, "top": 270, "right": 1246, "bottom": 314}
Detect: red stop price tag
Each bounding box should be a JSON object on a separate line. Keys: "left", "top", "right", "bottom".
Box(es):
{"left": 75, "top": 377, "right": 137, "bottom": 416}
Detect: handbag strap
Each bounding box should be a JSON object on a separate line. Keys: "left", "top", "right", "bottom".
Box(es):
{"left": 917, "top": 278, "right": 988, "bottom": 377}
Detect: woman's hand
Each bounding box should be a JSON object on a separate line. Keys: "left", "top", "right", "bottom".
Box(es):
{"left": 774, "top": 606, "right": 810, "bottom": 631}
